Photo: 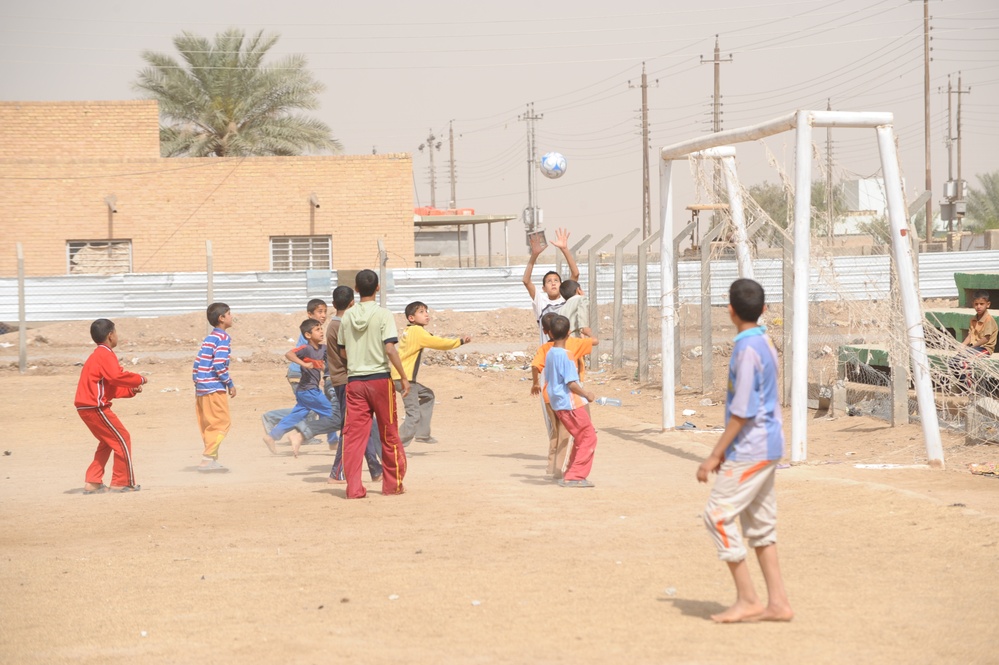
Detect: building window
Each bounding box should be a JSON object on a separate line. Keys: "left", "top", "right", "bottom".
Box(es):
{"left": 66, "top": 240, "right": 133, "bottom": 274}
{"left": 270, "top": 236, "right": 332, "bottom": 271}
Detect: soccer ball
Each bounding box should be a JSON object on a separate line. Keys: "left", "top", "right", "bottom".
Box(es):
{"left": 539, "top": 152, "right": 567, "bottom": 179}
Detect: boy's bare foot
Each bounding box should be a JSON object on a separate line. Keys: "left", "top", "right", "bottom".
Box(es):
{"left": 262, "top": 434, "right": 277, "bottom": 454}
{"left": 710, "top": 600, "right": 765, "bottom": 623}
{"left": 759, "top": 603, "right": 794, "bottom": 622}
{"left": 287, "top": 430, "right": 304, "bottom": 458}
{"left": 327, "top": 476, "right": 346, "bottom": 484}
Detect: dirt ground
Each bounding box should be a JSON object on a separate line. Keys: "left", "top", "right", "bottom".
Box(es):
{"left": 1, "top": 309, "right": 998, "bottom": 664}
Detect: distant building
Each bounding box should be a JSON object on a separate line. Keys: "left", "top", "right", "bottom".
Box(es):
{"left": 0, "top": 101, "right": 414, "bottom": 277}
{"left": 835, "top": 177, "right": 905, "bottom": 236}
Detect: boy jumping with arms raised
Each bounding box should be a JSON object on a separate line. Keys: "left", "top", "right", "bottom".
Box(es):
{"left": 697, "top": 278, "right": 793, "bottom": 624}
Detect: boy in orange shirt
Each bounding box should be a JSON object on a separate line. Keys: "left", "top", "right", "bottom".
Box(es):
{"left": 530, "top": 311, "right": 597, "bottom": 480}
{"left": 75, "top": 318, "right": 148, "bottom": 494}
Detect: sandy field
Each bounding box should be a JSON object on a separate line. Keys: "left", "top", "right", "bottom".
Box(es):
{"left": 1, "top": 308, "right": 998, "bottom": 664}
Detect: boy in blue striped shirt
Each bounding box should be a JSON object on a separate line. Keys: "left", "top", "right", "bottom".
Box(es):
{"left": 193, "top": 302, "right": 236, "bottom": 472}
{"left": 696, "top": 279, "right": 792, "bottom": 624}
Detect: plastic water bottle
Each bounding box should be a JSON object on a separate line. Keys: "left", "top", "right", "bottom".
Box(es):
{"left": 595, "top": 397, "right": 622, "bottom": 407}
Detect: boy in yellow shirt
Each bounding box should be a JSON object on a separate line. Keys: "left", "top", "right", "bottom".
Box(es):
{"left": 391, "top": 301, "right": 471, "bottom": 445}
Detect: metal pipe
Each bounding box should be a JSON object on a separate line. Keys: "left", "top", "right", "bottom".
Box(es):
{"left": 790, "top": 111, "right": 812, "bottom": 463}
{"left": 721, "top": 155, "right": 754, "bottom": 279}
{"left": 658, "top": 158, "right": 676, "bottom": 429}
{"left": 660, "top": 110, "right": 895, "bottom": 161}
{"left": 876, "top": 124, "right": 944, "bottom": 467}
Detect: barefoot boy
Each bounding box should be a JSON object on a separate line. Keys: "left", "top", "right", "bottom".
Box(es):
{"left": 193, "top": 302, "right": 236, "bottom": 472}
{"left": 75, "top": 319, "right": 147, "bottom": 493}
{"left": 263, "top": 318, "right": 339, "bottom": 458}
{"left": 696, "top": 278, "right": 793, "bottom": 624}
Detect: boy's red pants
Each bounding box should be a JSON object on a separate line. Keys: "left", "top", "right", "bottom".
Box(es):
{"left": 79, "top": 407, "right": 136, "bottom": 488}
{"left": 555, "top": 407, "right": 597, "bottom": 481}
{"left": 343, "top": 378, "right": 406, "bottom": 498}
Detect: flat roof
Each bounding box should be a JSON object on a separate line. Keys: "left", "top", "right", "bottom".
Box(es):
{"left": 414, "top": 214, "right": 518, "bottom": 227}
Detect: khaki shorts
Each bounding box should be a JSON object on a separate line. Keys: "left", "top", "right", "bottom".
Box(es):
{"left": 703, "top": 459, "right": 779, "bottom": 562}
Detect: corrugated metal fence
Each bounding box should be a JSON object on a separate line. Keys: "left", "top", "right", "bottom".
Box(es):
{"left": 1, "top": 251, "right": 995, "bottom": 321}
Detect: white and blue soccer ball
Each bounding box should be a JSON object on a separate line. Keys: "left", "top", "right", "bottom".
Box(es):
{"left": 539, "top": 151, "right": 567, "bottom": 179}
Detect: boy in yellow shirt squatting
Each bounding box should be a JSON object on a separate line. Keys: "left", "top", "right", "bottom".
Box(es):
{"left": 391, "top": 301, "right": 471, "bottom": 446}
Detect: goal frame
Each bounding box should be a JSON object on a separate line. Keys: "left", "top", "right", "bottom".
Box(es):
{"left": 657, "top": 110, "right": 944, "bottom": 467}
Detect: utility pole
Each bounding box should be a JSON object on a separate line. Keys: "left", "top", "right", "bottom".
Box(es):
{"left": 826, "top": 98, "right": 834, "bottom": 242}
{"left": 940, "top": 73, "right": 970, "bottom": 248}
{"left": 956, "top": 72, "right": 969, "bottom": 241}
{"left": 700, "top": 35, "right": 732, "bottom": 135}
{"left": 519, "top": 103, "right": 543, "bottom": 234}
{"left": 629, "top": 63, "right": 658, "bottom": 239}
{"left": 418, "top": 130, "right": 441, "bottom": 208}
{"left": 920, "top": 0, "right": 932, "bottom": 240}
{"left": 448, "top": 120, "right": 457, "bottom": 209}
{"left": 700, "top": 35, "right": 732, "bottom": 218}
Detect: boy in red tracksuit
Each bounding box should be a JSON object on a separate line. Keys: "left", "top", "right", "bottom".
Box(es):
{"left": 75, "top": 318, "right": 147, "bottom": 494}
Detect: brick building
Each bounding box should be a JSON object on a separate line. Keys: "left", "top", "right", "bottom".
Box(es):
{"left": 0, "top": 100, "right": 414, "bottom": 277}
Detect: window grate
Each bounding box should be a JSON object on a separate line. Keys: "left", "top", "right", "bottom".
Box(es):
{"left": 270, "top": 236, "right": 332, "bottom": 271}
{"left": 66, "top": 240, "right": 133, "bottom": 274}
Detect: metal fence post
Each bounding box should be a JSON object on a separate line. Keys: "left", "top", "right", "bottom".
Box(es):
{"left": 637, "top": 230, "right": 662, "bottom": 384}
{"left": 17, "top": 243, "right": 26, "bottom": 374}
{"left": 205, "top": 240, "right": 214, "bottom": 336}
{"left": 672, "top": 221, "right": 695, "bottom": 385}
{"left": 613, "top": 228, "right": 641, "bottom": 370}
{"left": 587, "top": 234, "right": 614, "bottom": 371}
{"left": 699, "top": 222, "right": 725, "bottom": 392}
{"left": 377, "top": 239, "right": 388, "bottom": 307}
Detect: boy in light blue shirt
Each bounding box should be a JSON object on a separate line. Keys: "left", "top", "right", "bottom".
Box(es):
{"left": 696, "top": 278, "right": 793, "bottom": 624}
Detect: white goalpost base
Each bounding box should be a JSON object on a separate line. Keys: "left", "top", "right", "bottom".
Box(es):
{"left": 657, "top": 110, "right": 944, "bottom": 468}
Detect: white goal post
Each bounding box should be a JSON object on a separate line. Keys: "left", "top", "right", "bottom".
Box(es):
{"left": 657, "top": 110, "right": 945, "bottom": 468}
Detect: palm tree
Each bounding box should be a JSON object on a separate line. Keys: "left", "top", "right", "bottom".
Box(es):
{"left": 966, "top": 171, "right": 999, "bottom": 230}
{"left": 134, "top": 29, "right": 342, "bottom": 157}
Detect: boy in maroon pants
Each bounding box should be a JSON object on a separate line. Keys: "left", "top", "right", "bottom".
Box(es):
{"left": 336, "top": 270, "right": 410, "bottom": 498}
{"left": 75, "top": 319, "right": 147, "bottom": 493}
{"left": 544, "top": 315, "right": 599, "bottom": 488}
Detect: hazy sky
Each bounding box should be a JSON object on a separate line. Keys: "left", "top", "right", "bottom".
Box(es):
{"left": 1, "top": 0, "right": 997, "bottom": 259}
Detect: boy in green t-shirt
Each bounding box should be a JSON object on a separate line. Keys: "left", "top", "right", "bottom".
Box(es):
{"left": 336, "top": 270, "right": 410, "bottom": 499}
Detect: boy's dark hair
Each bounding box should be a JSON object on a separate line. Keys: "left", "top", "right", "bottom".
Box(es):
{"left": 972, "top": 290, "right": 991, "bottom": 303}
{"left": 332, "top": 285, "right": 354, "bottom": 311}
{"left": 90, "top": 318, "right": 115, "bottom": 344}
{"left": 405, "top": 301, "right": 428, "bottom": 320}
{"left": 549, "top": 315, "right": 571, "bottom": 341}
{"left": 355, "top": 269, "right": 378, "bottom": 297}
{"left": 540, "top": 311, "right": 558, "bottom": 334}
{"left": 300, "top": 318, "right": 322, "bottom": 336}
{"left": 307, "top": 298, "right": 327, "bottom": 314}
{"left": 559, "top": 279, "right": 580, "bottom": 300}
{"left": 542, "top": 270, "right": 561, "bottom": 285}
{"left": 207, "top": 302, "right": 230, "bottom": 327}
{"left": 729, "top": 278, "right": 765, "bottom": 323}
